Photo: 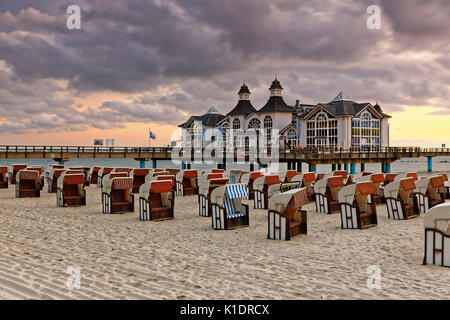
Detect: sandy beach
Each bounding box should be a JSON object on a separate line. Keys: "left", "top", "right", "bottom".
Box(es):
{"left": 0, "top": 185, "right": 449, "bottom": 300}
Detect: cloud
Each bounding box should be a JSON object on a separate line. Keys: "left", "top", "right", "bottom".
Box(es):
{"left": 0, "top": 0, "right": 449, "bottom": 137}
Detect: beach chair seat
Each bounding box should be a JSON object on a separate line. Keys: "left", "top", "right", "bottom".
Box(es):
{"left": 384, "top": 178, "right": 419, "bottom": 220}
{"left": 268, "top": 188, "right": 308, "bottom": 240}
{"left": 302, "top": 172, "right": 316, "bottom": 202}
{"left": 0, "top": 167, "right": 9, "bottom": 189}
{"left": 139, "top": 180, "right": 175, "bottom": 221}
{"left": 15, "top": 170, "right": 40, "bottom": 198}
{"left": 57, "top": 173, "right": 86, "bottom": 207}
{"left": 9, "top": 164, "right": 27, "bottom": 185}
{"left": 198, "top": 177, "right": 229, "bottom": 217}
{"left": 102, "top": 177, "right": 134, "bottom": 214}
{"left": 423, "top": 203, "right": 450, "bottom": 267}
{"left": 88, "top": 166, "right": 101, "bottom": 185}
{"left": 415, "top": 176, "right": 445, "bottom": 214}
{"left": 314, "top": 176, "right": 344, "bottom": 214}
{"left": 175, "top": 170, "right": 198, "bottom": 196}
{"left": 210, "top": 184, "right": 249, "bottom": 230}
{"left": 254, "top": 175, "right": 281, "bottom": 209}
{"left": 338, "top": 182, "right": 377, "bottom": 229}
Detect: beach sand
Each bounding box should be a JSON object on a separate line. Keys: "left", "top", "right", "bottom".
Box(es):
{"left": 0, "top": 185, "right": 449, "bottom": 300}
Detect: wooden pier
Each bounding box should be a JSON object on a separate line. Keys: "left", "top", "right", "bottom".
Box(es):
{"left": 0, "top": 145, "right": 449, "bottom": 172}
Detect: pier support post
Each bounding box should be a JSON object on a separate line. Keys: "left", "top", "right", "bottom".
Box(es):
{"left": 350, "top": 163, "right": 356, "bottom": 175}
{"left": 332, "top": 164, "right": 336, "bottom": 171}
{"left": 152, "top": 159, "right": 157, "bottom": 169}
{"left": 250, "top": 163, "right": 255, "bottom": 172}
{"left": 181, "top": 162, "right": 186, "bottom": 170}
{"left": 309, "top": 163, "right": 316, "bottom": 173}
{"left": 427, "top": 156, "right": 433, "bottom": 172}
{"left": 344, "top": 163, "right": 348, "bottom": 173}
{"left": 217, "top": 162, "right": 226, "bottom": 171}
{"left": 187, "top": 163, "right": 191, "bottom": 170}
{"left": 337, "top": 163, "right": 342, "bottom": 170}
{"left": 383, "top": 162, "right": 391, "bottom": 173}
{"left": 297, "top": 162, "right": 302, "bottom": 173}
{"left": 361, "top": 163, "right": 365, "bottom": 172}
{"left": 139, "top": 160, "right": 146, "bottom": 168}
{"left": 381, "top": 162, "right": 385, "bottom": 173}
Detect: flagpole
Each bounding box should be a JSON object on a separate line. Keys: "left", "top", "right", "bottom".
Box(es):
{"left": 148, "top": 128, "right": 151, "bottom": 148}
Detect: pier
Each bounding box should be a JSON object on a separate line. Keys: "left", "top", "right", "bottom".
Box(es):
{"left": 0, "top": 145, "right": 449, "bottom": 173}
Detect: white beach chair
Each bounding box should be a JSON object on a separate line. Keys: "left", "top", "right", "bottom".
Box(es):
{"left": 253, "top": 175, "right": 281, "bottom": 209}
{"left": 384, "top": 178, "right": 419, "bottom": 220}
{"left": 268, "top": 188, "right": 308, "bottom": 240}
{"left": 198, "top": 176, "right": 229, "bottom": 217}
{"left": 139, "top": 179, "right": 175, "bottom": 221}
{"left": 314, "top": 176, "right": 344, "bottom": 214}
{"left": 57, "top": 173, "right": 86, "bottom": 207}
{"left": 175, "top": 169, "right": 198, "bottom": 196}
{"left": 210, "top": 184, "right": 249, "bottom": 230}
{"left": 338, "top": 182, "right": 378, "bottom": 229}
{"left": 423, "top": 203, "right": 450, "bottom": 267}
{"left": 102, "top": 177, "right": 134, "bottom": 214}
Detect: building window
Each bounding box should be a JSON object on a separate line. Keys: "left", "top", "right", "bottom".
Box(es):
{"left": 306, "top": 112, "right": 337, "bottom": 147}
{"left": 263, "top": 116, "right": 273, "bottom": 128}
{"left": 352, "top": 111, "right": 380, "bottom": 150}
{"left": 248, "top": 118, "right": 261, "bottom": 129}
{"left": 263, "top": 116, "right": 273, "bottom": 145}
{"left": 232, "top": 118, "right": 241, "bottom": 130}
{"left": 285, "top": 128, "right": 297, "bottom": 147}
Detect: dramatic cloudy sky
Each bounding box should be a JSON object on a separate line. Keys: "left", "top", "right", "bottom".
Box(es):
{"left": 0, "top": 0, "right": 449, "bottom": 146}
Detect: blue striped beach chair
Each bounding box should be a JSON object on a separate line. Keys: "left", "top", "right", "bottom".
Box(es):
{"left": 210, "top": 184, "right": 249, "bottom": 230}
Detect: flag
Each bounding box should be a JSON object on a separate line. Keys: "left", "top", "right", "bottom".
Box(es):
{"left": 149, "top": 129, "right": 156, "bottom": 140}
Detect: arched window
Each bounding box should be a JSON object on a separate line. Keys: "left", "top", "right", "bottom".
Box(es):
{"left": 233, "top": 118, "right": 241, "bottom": 130}
{"left": 248, "top": 118, "right": 261, "bottom": 129}
{"left": 263, "top": 116, "right": 273, "bottom": 128}
{"left": 306, "top": 111, "right": 337, "bottom": 147}
{"left": 285, "top": 129, "right": 297, "bottom": 147}
{"left": 352, "top": 111, "right": 380, "bottom": 150}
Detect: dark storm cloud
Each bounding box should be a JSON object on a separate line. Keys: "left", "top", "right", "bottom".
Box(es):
{"left": 0, "top": 0, "right": 449, "bottom": 135}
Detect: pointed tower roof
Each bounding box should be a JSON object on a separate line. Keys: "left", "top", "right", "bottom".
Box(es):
{"left": 259, "top": 78, "right": 293, "bottom": 113}
{"left": 331, "top": 91, "right": 353, "bottom": 102}
{"left": 206, "top": 107, "right": 219, "bottom": 114}
{"left": 269, "top": 78, "right": 283, "bottom": 90}
{"left": 227, "top": 83, "right": 257, "bottom": 116}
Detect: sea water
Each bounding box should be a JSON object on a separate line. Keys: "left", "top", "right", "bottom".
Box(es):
{"left": 0, "top": 156, "right": 449, "bottom": 175}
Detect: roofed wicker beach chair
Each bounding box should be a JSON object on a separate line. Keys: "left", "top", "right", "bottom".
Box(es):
{"left": 57, "top": 173, "right": 86, "bottom": 207}
{"left": 285, "top": 170, "right": 300, "bottom": 182}
{"left": 247, "top": 171, "right": 264, "bottom": 200}
{"left": 45, "top": 164, "right": 64, "bottom": 179}
{"left": 198, "top": 176, "right": 229, "bottom": 217}
{"left": 131, "top": 168, "right": 150, "bottom": 193}
{"left": 102, "top": 177, "right": 134, "bottom": 214}
{"left": 253, "top": 175, "right": 281, "bottom": 209}
{"left": 97, "top": 167, "right": 113, "bottom": 188}
{"left": 88, "top": 166, "right": 101, "bottom": 185}
{"left": 9, "top": 164, "right": 27, "bottom": 185}
{"left": 26, "top": 166, "right": 45, "bottom": 190}
{"left": 314, "top": 175, "right": 345, "bottom": 214}
{"left": 302, "top": 172, "right": 316, "bottom": 202}
{"left": 438, "top": 173, "right": 448, "bottom": 199}
{"left": 139, "top": 179, "right": 175, "bottom": 221}
{"left": 268, "top": 187, "right": 308, "bottom": 240}
{"left": 338, "top": 182, "right": 377, "bottom": 229}
{"left": 359, "top": 173, "right": 385, "bottom": 204}
{"left": 415, "top": 176, "right": 445, "bottom": 214}
{"left": 333, "top": 170, "right": 353, "bottom": 185}
{"left": 0, "top": 166, "right": 8, "bottom": 188}
{"left": 210, "top": 184, "right": 249, "bottom": 230}
{"left": 47, "top": 168, "right": 65, "bottom": 193}
{"left": 384, "top": 178, "right": 419, "bottom": 220}
{"left": 423, "top": 203, "right": 450, "bottom": 267}
{"left": 15, "top": 170, "right": 40, "bottom": 198}
{"left": 175, "top": 169, "right": 198, "bottom": 196}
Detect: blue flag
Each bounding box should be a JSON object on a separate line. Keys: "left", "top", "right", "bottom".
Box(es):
{"left": 149, "top": 130, "right": 156, "bottom": 140}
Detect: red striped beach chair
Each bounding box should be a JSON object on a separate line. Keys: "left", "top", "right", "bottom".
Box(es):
{"left": 131, "top": 168, "right": 150, "bottom": 193}
{"left": 89, "top": 166, "right": 101, "bottom": 185}
{"left": 69, "top": 167, "right": 91, "bottom": 186}
{"left": 210, "top": 184, "right": 249, "bottom": 230}
{"left": 9, "top": 164, "right": 27, "bottom": 185}
{"left": 97, "top": 167, "right": 113, "bottom": 188}
{"left": 139, "top": 180, "right": 175, "bottom": 221}
{"left": 175, "top": 169, "right": 198, "bottom": 196}
{"left": 48, "top": 169, "right": 65, "bottom": 193}
{"left": 102, "top": 177, "right": 134, "bottom": 214}
{"left": 254, "top": 175, "right": 281, "bottom": 209}
{"left": 314, "top": 175, "right": 345, "bottom": 214}
{"left": 302, "top": 172, "right": 316, "bottom": 202}
{"left": 438, "top": 173, "right": 448, "bottom": 199}
{"left": 15, "top": 170, "right": 40, "bottom": 198}
{"left": 247, "top": 172, "right": 264, "bottom": 200}
{"left": 384, "top": 178, "right": 420, "bottom": 220}
{"left": 359, "top": 173, "right": 385, "bottom": 204}
{"left": 57, "top": 173, "right": 86, "bottom": 207}
{"left": 338, "top": 181, "right": 378, "bottom": 229}
{"left": 0, "top": 166, "right": 8, "bottom": 188}
{"left": 198, "top": 177, "right": 229, "bottom": 217}
{"left": 423, "top": 203, "right": 450, "bottom": 267}
{"left": 26, "top": 166, "right": 45, "bottom": 190}
{"left": 268, "top": 187, "right": 308, "bottom": 240}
